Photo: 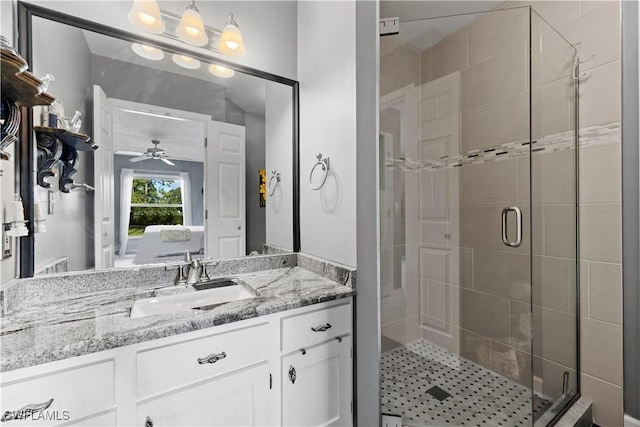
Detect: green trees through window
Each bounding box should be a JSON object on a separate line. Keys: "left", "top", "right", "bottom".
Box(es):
{"left": 129, "top": 178, "right": 183, "bottom": 236}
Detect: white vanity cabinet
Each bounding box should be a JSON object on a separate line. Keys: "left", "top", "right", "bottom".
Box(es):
{"left": 0, "top": 299, "right": 353, "bottom": 427}
{"left": 280, "top": 303, "right": 353, "bottom": 427}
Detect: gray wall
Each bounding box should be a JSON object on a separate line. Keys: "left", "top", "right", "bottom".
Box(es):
{"left": 245, "top": 113, "right": 266, "bottom": 254}
{"left": 32, "top": 18, "right": 94, "bottom": 272}
{"left": 113, "top": 155, "right": 204, "bottom": 254}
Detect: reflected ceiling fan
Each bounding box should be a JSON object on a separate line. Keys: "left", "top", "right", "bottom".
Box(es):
{"left": 119, "top": 139, "right": 175, "bottom": 166}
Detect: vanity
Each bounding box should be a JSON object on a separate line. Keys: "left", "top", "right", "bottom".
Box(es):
{"left": 0, "top": 253, "right": 355, "bottom": 426}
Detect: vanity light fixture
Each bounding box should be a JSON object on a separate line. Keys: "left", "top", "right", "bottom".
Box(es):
{"left": 176, "top": 1, "right": 208, "bottom": 47}
{"left": 131, "top": 43, "right": 165, "bottom": 61}
{"left": 172, "top": 54, "right": 201, "bottom": 69}
{"left": 127, "top": 0, "right": 165, "bottom": 34}
{"left": 218, "top": 14, "right": 246, "bottom": 57}
{"left": 208, "top": 63, "right": 235, "bottom": 78}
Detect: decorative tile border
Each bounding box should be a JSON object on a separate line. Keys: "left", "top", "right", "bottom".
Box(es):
{"left": 386, "top": 122, "right": 620, "bottom": 172}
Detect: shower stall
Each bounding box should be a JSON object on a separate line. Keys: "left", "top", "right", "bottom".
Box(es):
{"left": 379, "top": 6, "right": 579, "bottom": 426}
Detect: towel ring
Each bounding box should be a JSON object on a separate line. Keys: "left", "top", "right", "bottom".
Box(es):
{"left": 268, "top": 169, "right": 281, "bottom": 196}
{"left": 310, "top": 153, "right": 330, "bottom": 191}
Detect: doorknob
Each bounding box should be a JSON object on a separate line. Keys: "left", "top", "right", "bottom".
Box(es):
{"left": 237, "top": 226, "right": 241, "bottom": 230}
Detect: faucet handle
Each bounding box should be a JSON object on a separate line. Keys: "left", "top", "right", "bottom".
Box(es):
{"left": 165, "top": 262, "right": 187, "bottom": 285}
{"left": 184, "top": 250, "right": 192, "bottom": 263}
{"left": 199, "top": 264, "right": 210, "bottom": 282}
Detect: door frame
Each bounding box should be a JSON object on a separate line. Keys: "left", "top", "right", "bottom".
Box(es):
{"left": 17, "top": 2, "right": 300, "bottom": 277}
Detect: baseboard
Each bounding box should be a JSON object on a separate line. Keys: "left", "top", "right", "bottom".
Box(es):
{"left": 624, "top": 414, "right": 640, "bottom": 427}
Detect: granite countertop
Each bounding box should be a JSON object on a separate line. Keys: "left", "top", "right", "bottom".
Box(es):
{"left": 0, "top": 266, "right": 355, "bottom": 372}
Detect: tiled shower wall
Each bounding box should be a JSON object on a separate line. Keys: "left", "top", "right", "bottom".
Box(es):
{"left": 379, "top": 1, "right": 622, "bottom": 425}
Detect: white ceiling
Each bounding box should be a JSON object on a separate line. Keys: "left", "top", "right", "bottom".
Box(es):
{"left": 380, "top": 1, "right": 505, "bottom": 52}
{"left": 81, "top": 30, "right": 267, "bottom": 115}
{"left": 112, "top": 108, "right": 206, "bottom": 162}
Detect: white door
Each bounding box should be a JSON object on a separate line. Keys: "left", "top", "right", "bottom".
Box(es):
{"left": 281, "top": 336, "right": 352, "bottom": 427}
{"left": 93, "top": 85, "right": 115, "bottom": 269}
{"left": 205, "top": 121, "right": 246, "bottom": 259}
{"left": 136, "top": 364, "right": 271, "bottom": 426}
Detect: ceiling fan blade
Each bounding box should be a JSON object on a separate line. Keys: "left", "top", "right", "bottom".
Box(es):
{"left": 129, "top": 156, "right": 148, "bottom": 163}
{"left": 161, "top": 158, "right": 175, "bottom": 166}
{"left": 117, "top": 150, "right": 145, "bottom": 156}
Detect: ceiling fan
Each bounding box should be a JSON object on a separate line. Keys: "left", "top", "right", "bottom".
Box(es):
{"left": 118, "top": 139, "right": 175, "bottom": 166}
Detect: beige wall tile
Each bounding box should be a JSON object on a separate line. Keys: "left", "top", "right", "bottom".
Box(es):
{"left": 459, "top": 327, "right": 492, "bottom": 369}
{"left": 459, "top": 160, "right": 518, "bottom": 207}
{"left": 532, "top": 256, "right": 575, "bottom": 313}
{"left": 460, "top": 288, "right": 510, "bottom": 341}
{"left": 579, "top": 141, "right": 621, "bottom": 204}
{"left": 381, "top": 314, "right": 420, "bottom": 346}
{"left": 532, "top": 77, "right": 574, "bottom": 139}
{"left": 531, "top": 149, "right": 578, "bottom": 205}
{"left": 580, "top": 0, "right": 616, "bottom": 16}
{"left": 490, "top": 340, "right": 532, "bottom": 387}
{"left": 462, "top": 92, "right": 529, "bottom": 152}
{"left": 545, "top": 204, "right": 578, "bottom": 258}
{"left": 406, "top": 49, "right": 421, "bottom": 87}
{"left": 432, "top": 27, "right": 468, "bottom": 80}
{"left": 581, "top": 317, "right": 623, "bottom": 385}
{"left": 420, "top": 47, "right": 434, "bottom": 85}
{"left": 510, "top": 300, "right": 532, "bottom": 352}
{"left": 531, "top": 17, "right": 575, "bottom": 85}
{"left": 560, "top": 0, "right": 620, "bottom": 71}
{"left": 588, "top": 262, "right": 622, "bottom": 324}
{"left": 580, "top": 203, "right": 621, "bottom": 263}
{"left": 459, "top": 247, "right": 474, "bottom": 289}
{"left": 534, "top": 356, "right": 578, "bottom": 399}
{"left": 532, "top": 306, "right": 578, "bottom": 368}
{"left": 473, "top": 249, "right": 530, "bottom": 302}
{"left": 531, "top": 1, "right": 581, "bottom": 27}
{"left": 461, "top": 43, "right": 527, "bottom": 111}
{"left": 459, "top": 206, "right": 533, "bottom": 255}
{"left": 580, "top": 260, "right": 589, "bottom": 317}
{"left": 468, "top": 7, "right": 529, "bottom": 67}
{"left": 579, "top": 61, "right": 621, "bottom": 127}
{"left": 581, "top": 373, "right": 623, "bottom": 427}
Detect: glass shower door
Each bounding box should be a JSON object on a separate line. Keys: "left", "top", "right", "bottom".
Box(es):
{"left": 379, "top": 5, "right": 578, "bottom": 426}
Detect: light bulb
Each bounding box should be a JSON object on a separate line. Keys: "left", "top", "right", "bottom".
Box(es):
{"left": 218, "top": 14, "right": 246, "bottom": 57}
{"left": 176, "top": 4, "right": 209, "bottom": 46}
{"left": 127, "top": 0, "right": 165, "bottom": 34}
{"left": 172, "top": 54, "right": 201, "bottom": 69}
{"left": 132, "top": 43, "right": 165, "bottom": 61}
{"left": 208, "top": 64, "right": 235, "bottom": 78}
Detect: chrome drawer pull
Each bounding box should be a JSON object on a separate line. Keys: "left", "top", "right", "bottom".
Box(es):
{"left": 197, "top": 351, "right": 227, "bottom": 365}
{"left": 145, "top": 416, "right": 154, "bottom": 427}
{"left": 289, "top": 365, "right": 297, "bottom": 384}
{"left": 311, "top": 323, "right": 332, "bottom": 332}
{"left": 1, "top": 398, "right": 54, "bottom": 422}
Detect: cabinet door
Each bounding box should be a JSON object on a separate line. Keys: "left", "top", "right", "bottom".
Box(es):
{"left": 281, "top": 336, "right": 352, "bottom": 427}
{"left": 136, "top": 363, "right": 272, "bottom": 427}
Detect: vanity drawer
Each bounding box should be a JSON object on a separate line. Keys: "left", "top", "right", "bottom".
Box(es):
{"left": 136, "top": 323, "right": 269, "bottom": 397}
{"left": 281, "top": 303, "right": 351, "bottom": 353}
{"left": 0, "top": 360, "right": 115, "bottom": 426}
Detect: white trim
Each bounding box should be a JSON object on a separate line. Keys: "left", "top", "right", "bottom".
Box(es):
{"left": 625, "top": 414, "right": 640, "bottom": 427}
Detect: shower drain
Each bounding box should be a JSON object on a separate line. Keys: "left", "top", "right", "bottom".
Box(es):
{"left": 426, "top": 385, "right": 451, "bottom": 401}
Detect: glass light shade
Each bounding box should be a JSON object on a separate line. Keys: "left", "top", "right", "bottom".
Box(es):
{"left": 131, "top": 43, "right": 165, "bottom": 61}
{"left": 176, "top": 7, "right": 209, "bottom": 46}
{"left": 127, "top": 0, "right": 165, "bottom": 34}
{"left": 172, "top": 54, "right": 201, "bottom": 69}
{"left": 208, "top": 64, "right": 235, "bottom": 78}
{"left": 218, "top": 22, "right": 246, "bottom": 57}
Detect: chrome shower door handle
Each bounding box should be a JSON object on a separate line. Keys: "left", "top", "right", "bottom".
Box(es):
{"left": 501, "top": 206, "right": 522, "bottom": 248}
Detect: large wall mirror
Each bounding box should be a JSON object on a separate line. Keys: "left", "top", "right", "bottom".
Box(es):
{"left": 17, "top": 3, "right": 299, "bottom": 277}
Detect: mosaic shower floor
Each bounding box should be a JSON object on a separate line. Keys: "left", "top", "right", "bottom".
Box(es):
{"left": 381, "top": 339, "right": 552, "bottom": 426}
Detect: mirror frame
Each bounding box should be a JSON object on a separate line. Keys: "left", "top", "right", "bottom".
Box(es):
{"left": 16, "top": 1, "right": 300, "bottom": 277}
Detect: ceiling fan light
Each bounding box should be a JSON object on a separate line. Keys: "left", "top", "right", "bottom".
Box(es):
{"left": 127, "top": 0, "right": 165, "bottom": 34}
{"left": 218, "top": 14, "right": 246, "bottom": 57}
{"left": 172, "top": 54, "right": 201, "bottom": 69}
{"left": 131, "top": 43, "right": 165, "bottom": 61}
{"left": 208, "top": 63, "right": 235, "bottom": 78}
{"left": 176, "top": 3, "right": 209, "bottom": 47}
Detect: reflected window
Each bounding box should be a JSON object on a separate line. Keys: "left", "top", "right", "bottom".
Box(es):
{"left": 129, "top": 176, "right": 184, "bottom": 236}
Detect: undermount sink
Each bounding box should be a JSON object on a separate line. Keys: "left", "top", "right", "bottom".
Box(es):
{"left": 130, "top": 278, "right": 257, "bottom": 319}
